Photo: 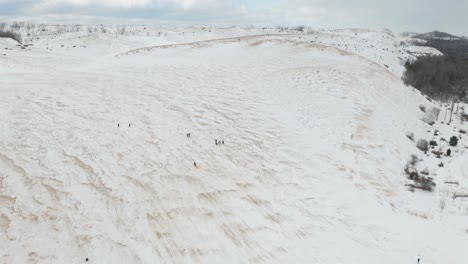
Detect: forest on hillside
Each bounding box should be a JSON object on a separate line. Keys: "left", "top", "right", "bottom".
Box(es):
{"left": 403, "top": 32, "right": 468, "bottom": 101}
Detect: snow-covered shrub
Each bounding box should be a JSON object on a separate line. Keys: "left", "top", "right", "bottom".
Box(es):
{"left": 409, "top": 154, "right": 418, "bottom": 166}
{"left": 420, "top": 106, "right": 441, "bottom": 125}
{"left": 428, "top": 106, "right": 441, "bottom": 119}
{"left": 417, "top": 176, "right": 436, "bottom": 191}
{"left": 406, "top": 132, "right": 415, "bottom": 141}
{"left": 419, "top": 104, "right": 426, "bottom": 112}
{"left": 432, "top": 149, "right": 444, "bottom": 158}
{"left": 404, "top": 155, "right": 436, "bottom": 192}
{"left": 404, "top": 154, "right": 419, "bottom": 179}
{"left": 460, "top": 113, "right": 468, "bottom": 122}
{"left": 416, "top": 139, "right": 429, "bottom": 151}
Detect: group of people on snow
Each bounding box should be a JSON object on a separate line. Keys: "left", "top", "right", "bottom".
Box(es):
{"left": 186, "top": 132, "right": 226, "bottom": 168}
{"left": 117, "top": 123, "right": 131, "bottom": 128}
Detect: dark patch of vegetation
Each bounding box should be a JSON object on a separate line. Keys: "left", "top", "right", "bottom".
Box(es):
{"left": 414, "top": 175, "right": 436, "bottom": 191}
{"left": 416, "top": 139, "right": 429, "bottom": 151}
{"left": 461, "top": 113, "right": 468, "bottom": 122}
{"left": 449, "top": 136, "right": 459, "bottom": 146}
{"left": 406, "top": 132, "right": 415, "bottom": 141}
{"left": 403, "top": 31, "right": 468, "bottom": 100}
{"left": 404, "top": 154, "right": 419, "bottom": 177}
{"left": 419, "top": 104, "right": 426, "bottom": 112}
{"left": 0, "top": 30, "right": 21, "bottom": 43}
{"left": 404, "top": 155, "right": 435, "bottom": 192}
{"left": 432, "top": 149, "right": 444, "bottom": 158}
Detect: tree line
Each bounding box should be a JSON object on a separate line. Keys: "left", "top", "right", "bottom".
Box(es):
{"left": 403, "top": 31, "right": 468, "bottom": 101}
{"left": 0, "top": 30, "right": 21, "bottom": 43}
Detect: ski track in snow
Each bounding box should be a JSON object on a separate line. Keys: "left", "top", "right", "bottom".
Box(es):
{"left": 1, "top": 28, "right": 468, "bottom": 264}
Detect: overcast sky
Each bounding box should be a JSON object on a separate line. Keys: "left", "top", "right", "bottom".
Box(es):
{"left": 0, "top": 0, "right": 466, "bottom": 35}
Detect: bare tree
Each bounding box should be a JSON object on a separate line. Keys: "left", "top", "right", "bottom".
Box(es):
{"left": 448, "top": 97, "right": 457, "bottom": 125}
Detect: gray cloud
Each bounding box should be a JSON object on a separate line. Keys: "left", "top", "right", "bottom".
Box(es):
{"left": 281, "top": 0, "right": 468, "bottom": 35}
{"left": 0, "top": 0, "right": 466, "bottom": 35}
{"left": 0, "top": 0, "right": 258, "bottom": 25}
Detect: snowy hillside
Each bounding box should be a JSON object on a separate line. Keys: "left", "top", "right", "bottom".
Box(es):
{"left": 1, "top": 25, "right": 467, "bottom": 264}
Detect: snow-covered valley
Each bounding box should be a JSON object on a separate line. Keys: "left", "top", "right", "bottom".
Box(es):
{"left": 1, "top": 25, "right": 467, "bottom": 263}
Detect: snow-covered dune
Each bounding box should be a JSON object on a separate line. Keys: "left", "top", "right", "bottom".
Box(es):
{"left": 1, "top": 26, "right": 467, "bottom": 264}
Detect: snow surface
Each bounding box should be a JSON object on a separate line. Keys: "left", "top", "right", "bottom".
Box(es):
{"left": 1, "top": 25, "right": 467, "bottom": 264}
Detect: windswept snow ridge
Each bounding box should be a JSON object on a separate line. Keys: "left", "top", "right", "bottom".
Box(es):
{"left": 1, "top": 25, "right": 467, "bottom": 264}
